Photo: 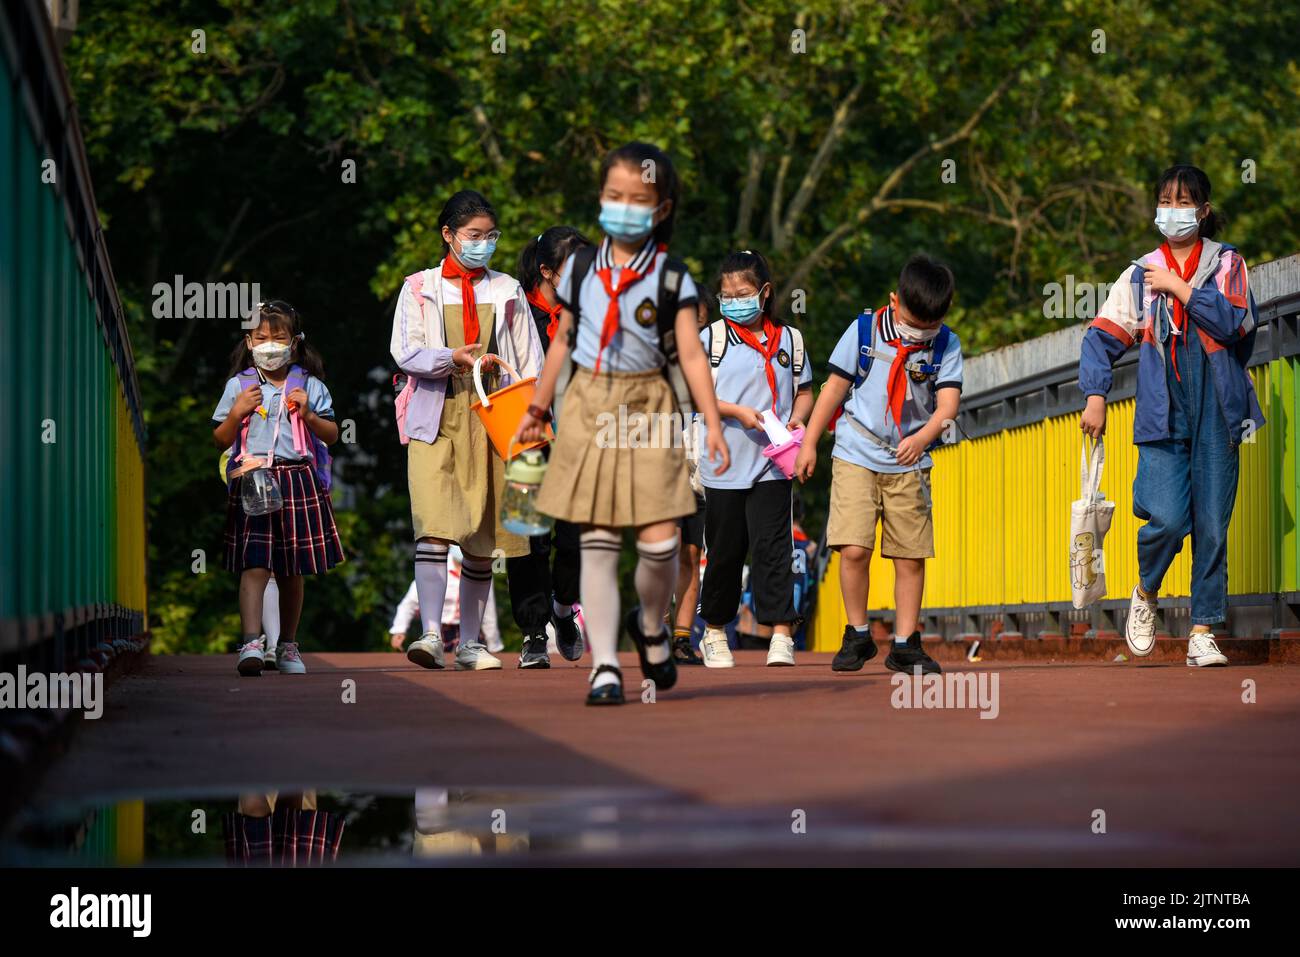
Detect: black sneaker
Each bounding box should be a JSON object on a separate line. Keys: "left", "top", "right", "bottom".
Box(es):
{"left": 625, "top": 606, "right": 677, "bottom": 691}
{"left": 518, "top": 633, "right": 551, "bottom": 669}
{"left": 831, "top": 625, "right": 878, "bottom": 672}
{"left": 884, "top": 633, "right": 942, "bottom": 675}
{"left": 672, "top": 634, "right": 704, "bottom": 665}
{"left": 551, "top": 607, "right": 585, "bottom": 661}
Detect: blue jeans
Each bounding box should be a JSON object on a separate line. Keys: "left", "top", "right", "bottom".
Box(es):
{"left": 1132, "top": 332, "right": 1239, "bottom": 625}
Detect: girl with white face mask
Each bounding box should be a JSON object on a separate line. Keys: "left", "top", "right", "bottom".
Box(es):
{"left": 390, "top": 189, "right": 545, "bottom": 674}
{"left": 212, "top": 301, "right": 343, "bottom": 677}
{"left": 695, "top": 250, "right": 813, "bottom": 669}
{"left": 1079, "top": 164, "right": 1263, "bottom": 667}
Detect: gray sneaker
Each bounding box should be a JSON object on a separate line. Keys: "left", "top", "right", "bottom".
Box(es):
{"left": 455, "top": 640, "right": 503, "bottom": 671}
{"left": 407, "top": 632, "right": 446, "bottom": 670}
{"left": 518, "top": 633, "right": 551, "bottom": 669}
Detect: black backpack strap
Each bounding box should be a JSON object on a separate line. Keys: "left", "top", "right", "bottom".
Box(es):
{"left": 657, "top": 255, "right": 693, "bottom": 414}
{"left": 553, "top": 245, "right": 597, "bottom": 423}
{"left": 565, "top": 244, "right": 597, "bottom": 349}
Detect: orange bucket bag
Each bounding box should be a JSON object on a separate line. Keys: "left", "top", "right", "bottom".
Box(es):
{"left": 470, "top": 354, "right": 552, "bottom": 459}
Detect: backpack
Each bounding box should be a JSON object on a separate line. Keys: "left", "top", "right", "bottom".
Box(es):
{"left": 707, "top": 318, "right": 805, "bottom": 385}
{"left": 553, "top": 244, "right": 692, "bottom": 418}
{"left": 829, "top": 307, "right": 951, "bottom": 435}
{"left": 226, "top": 364, "right": 333, "bottom": 492}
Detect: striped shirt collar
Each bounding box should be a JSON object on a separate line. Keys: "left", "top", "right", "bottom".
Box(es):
{"left": 596, "top": 236, "right": 659, "bottom": 274}
{"left": 877, "top": 305, "right": 899, "bottom": 342}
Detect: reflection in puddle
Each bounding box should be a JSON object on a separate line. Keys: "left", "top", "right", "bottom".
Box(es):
{"left": 4, "top": 785, "right": 1171, "bottom": 866}
{"left": 4, "top": 787, "right": 677, "bottom": 865}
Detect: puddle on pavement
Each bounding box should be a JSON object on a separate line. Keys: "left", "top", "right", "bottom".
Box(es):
{"left": 2, "top": 784, "right": 1173, "bottom": 865}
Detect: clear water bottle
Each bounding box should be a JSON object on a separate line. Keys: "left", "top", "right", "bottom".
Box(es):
{"left": 500, "top": 450, "right": 552, "bottom": 536}
{"left": 242, "top": 466, "right": 284, "bottom": 516}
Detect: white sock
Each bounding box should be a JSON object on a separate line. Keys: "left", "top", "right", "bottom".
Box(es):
{"left": 413, "top": 542, "right": 450, "bottom": 636}
{"left": 458, "top": 555, "right": 495, "bottom": 649}
{"left": 580, "top": 530, "right": 623, "bottom": 689}
{"left": 552, "top": 597, "right": 574, "bottom": 618}
{"left": 261, "top": 576, "right": 281, "bottom": 653}
{"left": 635, "top": 536, "right": 678, "bottom": 665}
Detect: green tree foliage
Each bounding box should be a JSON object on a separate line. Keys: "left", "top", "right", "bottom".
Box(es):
{"left": 64, "top": 0, "right": 1300, "bottom": 651}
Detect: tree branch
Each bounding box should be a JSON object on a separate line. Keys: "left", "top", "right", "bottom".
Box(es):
{"left": 776, "top": 76, "right": 1016, "bottom": 309}
{"left": 776, "top": 79, "right": 864, "bottom": 252}
{"left": 472, "top": 103, "right": 505, "bottom": 169}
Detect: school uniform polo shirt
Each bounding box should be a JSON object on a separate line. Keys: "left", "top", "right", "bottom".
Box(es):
{"left": 556, "top": 237, "right": 699, "bottom": 373}
{"left": 213, "top": 374, "right": 335, "bottom": 463}
{"left": 826, "top": 306, "right": 963, "bottom": 474}
{"left": 699, "top": 322, "right": 812, "bottom": 489}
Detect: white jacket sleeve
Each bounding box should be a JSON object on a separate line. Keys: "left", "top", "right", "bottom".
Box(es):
{"left": 391, "top": 274, "right": 454, "bottom": 379}
{"left": 389, "top": 581, "right": 420, "bottom": 634}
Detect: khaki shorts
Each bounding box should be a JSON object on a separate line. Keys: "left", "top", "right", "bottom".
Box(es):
{"left": 826, "top": 457, "right": 934, "bottom": 559}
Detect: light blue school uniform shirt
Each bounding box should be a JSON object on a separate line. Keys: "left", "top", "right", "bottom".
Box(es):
{"left": 212, "top": 373, "right": 335, "bottom": 463}
{"left": 699, "top": 322, "right": 812, "bottom": 489}
{"left": 826, "top": 306, "right": 963, "bottom": 474}
{"left": 556, "top": 237, "right": 699, "bottom": 372}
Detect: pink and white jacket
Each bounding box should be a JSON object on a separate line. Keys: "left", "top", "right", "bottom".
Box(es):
{"left": 390, "top": 262, "right": 544, "bottom": 445}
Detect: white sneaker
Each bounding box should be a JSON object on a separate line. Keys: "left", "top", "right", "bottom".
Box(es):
{"left": 1186, "top": 632, "right": 1228, "bottom": 667}
{"left": 700, "top": 627, "right": 735, "bottom": 668}
{"left": 485, "top": 633, "right": 505, "bottom": 654}
{"left": 237, "top": 637, "right": 265, "bottom": 676}
{"left": 1125, "top": 585, "right": 1158, "bottom": 657}
{"left": 276, "top": 641, "right": 307, "bottom": 675}
{"left": 766, "top": 634, "right": 795, "bottom": 667}
{"left": 455, "top": 640, "right": 503, "bottom": 671}
{"left": 407, "top": 632, "right": 445, "bottom": 670}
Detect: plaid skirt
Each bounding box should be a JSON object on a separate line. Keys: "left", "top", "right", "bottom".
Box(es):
{"left": 222, "top": 805, "right": 346, "bottom": 866}
{"left": 224, "top": 463, "right": 344, "bottom": 575}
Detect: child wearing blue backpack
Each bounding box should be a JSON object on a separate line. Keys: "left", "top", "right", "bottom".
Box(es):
{"left": 795, "top": 255, "right": 962, "bottom": 676}
{"left": 212, "top": 300, "right": 343, "bottom": 677}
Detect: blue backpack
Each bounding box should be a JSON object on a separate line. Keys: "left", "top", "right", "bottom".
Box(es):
{"left": 830, "top": 307, "right": 951, "bottom": 435}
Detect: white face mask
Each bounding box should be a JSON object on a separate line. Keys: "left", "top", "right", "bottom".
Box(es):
{"left": 1154, "top": 206, "right": 1201, "bottom": 241}
{"left": 250, "top": 341, "right": 292, "bottom": 371}
{"left": 896, "top": 320, "right": 941, "bottom": 343}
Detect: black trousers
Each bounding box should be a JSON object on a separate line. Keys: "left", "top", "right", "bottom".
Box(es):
{"left": 505, "top": 519, "right": 581, "bottom": 633}
{"left": 700, "top": 480, "right": 797, "bottom": 627}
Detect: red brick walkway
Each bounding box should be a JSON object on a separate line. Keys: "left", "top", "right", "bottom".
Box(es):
{"left": 31, "top": 651, "right": 1300, "bottom": 865}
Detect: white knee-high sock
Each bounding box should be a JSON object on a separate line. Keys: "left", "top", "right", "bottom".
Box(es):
{"left": 261, "top": 576, "right": 281, "bottom": 652}
{"left": 458, "top": 555, "right": 495, "bottom": 647}
{"left": 414, "top": 542, "right": 450, "bottom": 636}
{"left": 580, "top": 529, "right": 623, "bottom": 687}
{"left": 636, "top": 536, "right": 678, "bottom": 664}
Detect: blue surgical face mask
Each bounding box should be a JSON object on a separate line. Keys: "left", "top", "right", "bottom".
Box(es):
{"left": 719, "top": 295, "right": 764, "bottom": 325}
{"left": 598, "top": 201, "right": 660, "bottom": 243}
{"left": 1154, "top": 206, "right": 1200, "bottom": 241}
{"left": 456, "top": 237, "right": 497, "bottom": 269}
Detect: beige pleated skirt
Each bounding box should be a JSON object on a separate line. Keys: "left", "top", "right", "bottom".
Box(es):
{"left": 537, "top": 365, "right": 695, "bottom": 528}
{"left": 408, "top": 303, "right": 529, "bottom": 560}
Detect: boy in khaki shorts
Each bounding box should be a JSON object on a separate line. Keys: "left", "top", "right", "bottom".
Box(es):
{"left": 795, "top": 255, "right": 962, "bottom": 675}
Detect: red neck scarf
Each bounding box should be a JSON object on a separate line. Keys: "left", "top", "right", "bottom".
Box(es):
{"left": 724, "top": 316, "right": 782, "bottom": 410}
{"left": 526, "top": 287, "right": 562, "bottom": 342}
{"left": 592, "top": 243, "right": 664, "bottom": 373}
{"left": 885, "top": 311, "right": 928, "bottom": 430}
{"left": 1159, "top": 239, "right": 1203, "bottom": 382}
{"left": 442, "top": 255, "right": 486, "bottom": 347}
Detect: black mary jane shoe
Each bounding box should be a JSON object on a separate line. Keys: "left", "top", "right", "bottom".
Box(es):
{"left": 625, "top": 606, "right": 678, "bottom": 691}
{"left": 586, "top": 664, "right": 625, "bottom": 706}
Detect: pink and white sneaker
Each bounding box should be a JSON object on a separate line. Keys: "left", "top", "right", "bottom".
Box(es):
{"left": 276, "top": 641, "right": 307, "bottom": 675}
{"left": 237, "top": 638, "right": 266, "bottom": 676}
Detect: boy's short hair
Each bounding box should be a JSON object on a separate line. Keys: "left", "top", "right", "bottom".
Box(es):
{"left": 897, "top": 254, "right": 955, "bottom": 323}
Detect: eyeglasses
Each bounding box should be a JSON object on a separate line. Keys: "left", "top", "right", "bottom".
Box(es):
{"left": 716, "top": 291, "right": 761, "bottom": 304}
{"left": 456, "top": 228, "right": 502, "bottom": 243}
